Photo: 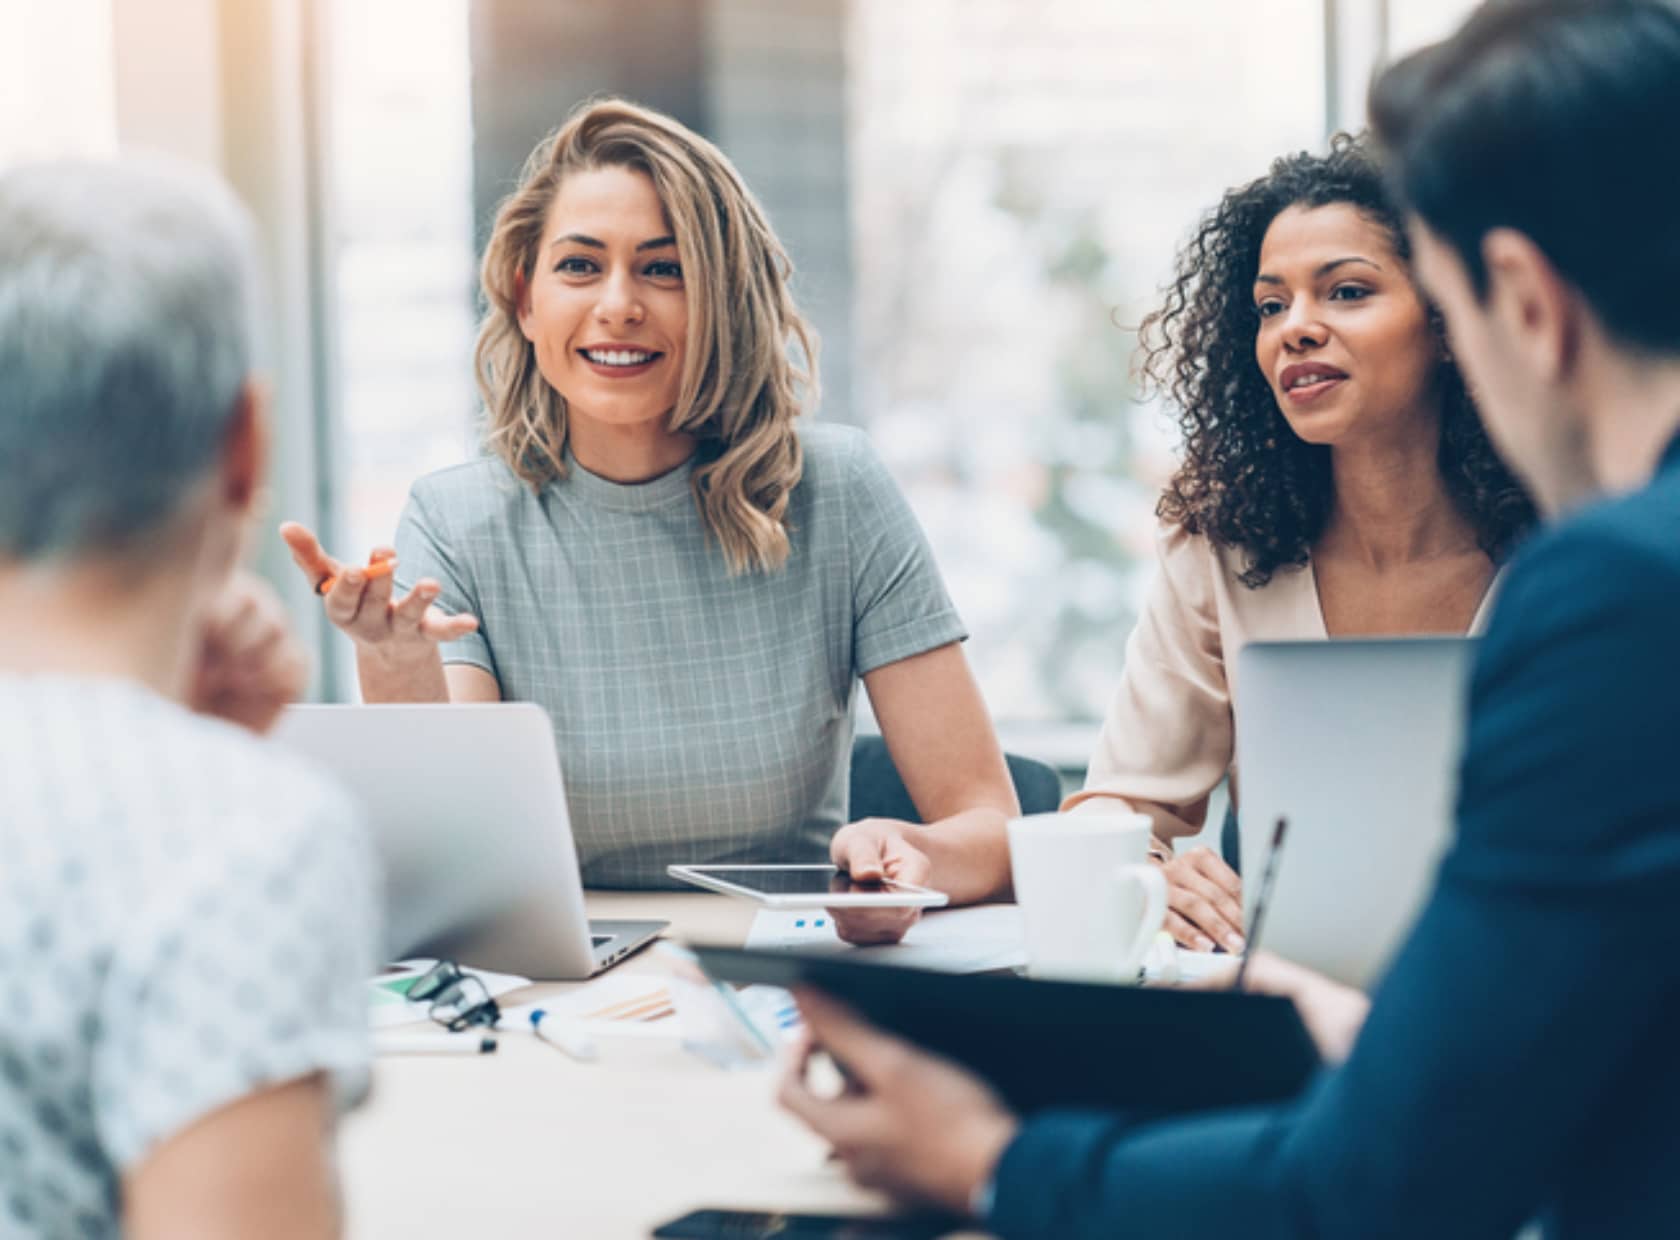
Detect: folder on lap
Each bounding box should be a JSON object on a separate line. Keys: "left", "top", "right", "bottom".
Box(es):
{"left": 694, "top": 945, "right": 1320, "bottom": 1115}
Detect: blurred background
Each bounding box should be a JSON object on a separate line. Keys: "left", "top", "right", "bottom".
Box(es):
{"left": 1, "top": 0, "right": 1481, "bottom": 782}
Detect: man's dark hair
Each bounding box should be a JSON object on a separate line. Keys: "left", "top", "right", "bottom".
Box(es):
{"left": 1370, "top": 0, "right": 1680, "bottom": 355}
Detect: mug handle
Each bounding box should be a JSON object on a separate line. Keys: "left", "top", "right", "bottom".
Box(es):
{"left": 1112, "top": 862, "right": 1169, "bottom": 978}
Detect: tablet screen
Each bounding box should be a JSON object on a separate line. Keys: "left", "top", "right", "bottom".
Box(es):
{"left": 696, "top": 866, "right": 899, "bottom": 896}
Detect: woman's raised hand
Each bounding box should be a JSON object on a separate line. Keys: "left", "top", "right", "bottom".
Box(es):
{"left": 278, "top": 522, "right": 479, "bottom": 654}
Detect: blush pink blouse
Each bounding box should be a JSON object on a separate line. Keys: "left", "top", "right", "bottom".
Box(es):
{"left": 1063, "top": 521, "right": 1496, "bottom": 842}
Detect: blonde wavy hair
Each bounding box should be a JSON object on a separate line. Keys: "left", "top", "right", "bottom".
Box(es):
{"left": 475, "top": 98, "right": 818, "bottom": 574}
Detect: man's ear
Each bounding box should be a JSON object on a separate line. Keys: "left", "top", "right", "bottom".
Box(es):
{"left": 1481, "top": 227, "right": 1581, "bottom": 385}
{"left": 219, "top": 377, "right": 270, "bottom": 518}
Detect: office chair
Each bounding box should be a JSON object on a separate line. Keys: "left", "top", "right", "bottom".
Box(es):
{"left": 848, "top": 734, "right": 1064, "bottom": 823}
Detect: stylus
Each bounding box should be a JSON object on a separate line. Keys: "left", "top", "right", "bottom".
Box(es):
{"left": 1233, "top": 815, "right": 1289, "bottom": 991}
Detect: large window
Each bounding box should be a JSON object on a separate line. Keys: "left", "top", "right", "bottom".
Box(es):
{"left": 849, "top": 0, "right": 1324, "bottom": 726}
{"left": 11, "top": 0, "right": 1485, "bottom": 731}
{"left": 326, "top": 0, "right": 478, "bottom": 588}
{"left": 0, "top": 1, "right": 115, "bottom": 166}
{"left": 312, "top": 0, "right": 1480, "bottom": 726}
{"left": 320, "top": 0, "right": 478, "bottom": 695}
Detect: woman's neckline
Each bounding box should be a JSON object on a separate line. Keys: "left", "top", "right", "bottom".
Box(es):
{"left": 1302, "top": 552, "right": 1500, "bottom": 639}
{"left": 557, "top": 446, "right": 697, "bottom": 513}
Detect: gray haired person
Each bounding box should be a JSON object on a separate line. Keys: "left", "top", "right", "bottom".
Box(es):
{"left": 0, "top": 157, "right": 378, "bottom": 1239}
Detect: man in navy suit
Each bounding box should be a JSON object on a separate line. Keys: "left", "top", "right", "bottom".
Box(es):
{"left": 778, "top": 2, "right": 1680, "bottom": 1235}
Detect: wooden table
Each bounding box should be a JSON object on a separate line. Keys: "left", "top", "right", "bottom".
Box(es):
{"left": 340, "top": 892, "right": 981, "bottom": 1237}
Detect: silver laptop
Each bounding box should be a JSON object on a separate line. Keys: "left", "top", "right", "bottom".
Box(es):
{"left": 272, "top": 703, "right": 666, "bottom": 980}
{"left": 1234, "top": 638, "right": 1475, "bottom": 989}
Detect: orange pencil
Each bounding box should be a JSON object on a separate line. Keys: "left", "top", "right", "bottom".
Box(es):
{"left": 315, "top": 552, "right": 396, "bottom": 596}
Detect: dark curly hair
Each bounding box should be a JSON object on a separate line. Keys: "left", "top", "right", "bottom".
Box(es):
{"left": 1143, "top": 135, "right": 1536, "bottom": 588}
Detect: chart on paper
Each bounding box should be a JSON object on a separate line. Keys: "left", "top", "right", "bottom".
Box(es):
{"left": 499, "top": 973, "right": 679, "bottom": 1038}
{"left": 743, "top": 903, "right": 1029, "bottom": 973}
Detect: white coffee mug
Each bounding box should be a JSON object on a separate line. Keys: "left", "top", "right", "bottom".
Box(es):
{"left": 1006, "top": 811, "right": 1168, "bottom": 983}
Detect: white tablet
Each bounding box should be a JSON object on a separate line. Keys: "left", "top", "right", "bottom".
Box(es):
{"left": 665, "top": 864, "right": 950, "bottom": 909}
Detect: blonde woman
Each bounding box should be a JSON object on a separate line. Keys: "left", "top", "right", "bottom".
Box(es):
{"left": 282, "top": 99, "right": 1015, "bottom": 939}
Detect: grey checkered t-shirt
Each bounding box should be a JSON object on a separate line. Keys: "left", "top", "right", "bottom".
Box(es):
{"left": 0, "top": 678, "right": 379, "bottom": 1239}
{"left": 394, "top": 422, "right": 966, "bottom": 887}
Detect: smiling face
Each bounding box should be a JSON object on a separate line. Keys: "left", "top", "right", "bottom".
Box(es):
{"left": 1253, "top": 202, "right": 1442, "bottom": 448}
{"left": 517, "top": 164, "right": 689, "bottom": 436}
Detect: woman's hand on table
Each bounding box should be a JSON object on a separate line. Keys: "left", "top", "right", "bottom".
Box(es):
{"left": 827, "top": 818, "right": 932, "bottom": 946}
{"left": 1159, "top": 844, "right": 1247, "bottom": 954}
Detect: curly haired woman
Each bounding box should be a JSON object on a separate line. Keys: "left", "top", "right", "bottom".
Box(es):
{"left": 280, "top": 99, "right": 1017, "bottom": 942}
{"left": 1061, "top": 136, "right": 1536, "bottom": 952}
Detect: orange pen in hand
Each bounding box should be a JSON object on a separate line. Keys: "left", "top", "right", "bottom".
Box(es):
{"left": 315, "top": 551, "right": 396, "bottom": 596}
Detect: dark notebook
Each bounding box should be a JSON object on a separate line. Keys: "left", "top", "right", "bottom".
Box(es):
{"left": 694, "top": 945, "right": 1320, "bottom": 1114}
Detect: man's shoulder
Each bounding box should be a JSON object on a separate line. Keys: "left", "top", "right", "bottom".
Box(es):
{"left": 203, "top": 718, "right": 358, "bottom": 816}
{"left": 1453, "top": 482, "right": 1680, "bottom": 882}
{"left": 1568, "top": 461, "right": 1680, "bottom": 573}
{"left": 1489, "top": 479, "right": 1680, "bottom": 644}
{"left": 142, "top": 712, "right": 379, "bottom": 964}
{"left": 3, "top": 679, "right": 370, "bottom": 885}
{"left": 149, "top": 705, "right": 368, "bottom": 867}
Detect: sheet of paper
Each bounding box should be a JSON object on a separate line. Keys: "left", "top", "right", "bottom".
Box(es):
{"left": 1174, "top": 948, "right": 1241, "bottom": 985}
{"left": 1137, "top": 940, "right": 1242, "bottom": 986}
{"left": 742, "top": 909, "right": 1238, "bottom": 983}
{"left": 498, "top": 972, "right": 679, "bottom": 1039}
{"left": 744, "top": 903, "right": 1028, "bottom": 973}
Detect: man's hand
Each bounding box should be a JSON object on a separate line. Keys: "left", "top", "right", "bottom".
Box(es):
{"left": 189, "top": 572, "right": 308, "bottom": 735}
{"left": 828, "top": 819, "right": 933, "bottom": 946}
{"left": 779, "top": 989, "right": 1017, "bottom": 1216}
{"left": 1236, "top": 951, "right": 1370, "bottom": 1063}
{"left": 1161, "top": 845, "right": 1246, "bottom": 953}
